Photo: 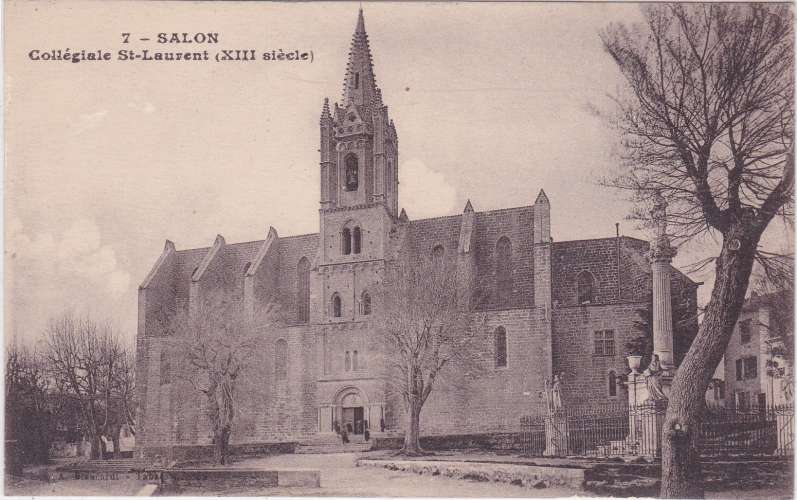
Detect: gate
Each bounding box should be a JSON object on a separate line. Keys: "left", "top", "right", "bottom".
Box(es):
{"left": 519, "top": 414, "right": 545, "bottom": 456}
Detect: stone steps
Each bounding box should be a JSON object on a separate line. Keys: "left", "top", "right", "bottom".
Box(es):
{"left": 295, "top": 442, "right": 372, "bottom": 454}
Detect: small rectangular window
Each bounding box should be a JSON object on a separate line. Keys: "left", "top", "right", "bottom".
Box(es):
{"left": 736, "top": 359, "right": 743, "bottom": 381}
{"left": 744, "top": 356, "right": 758, "bottom": 379}
{"left": 593, "top": 330, "right": 615, "bottom": 356}
{"left": 740, "top": 319, "right": 752, "bottom": 344}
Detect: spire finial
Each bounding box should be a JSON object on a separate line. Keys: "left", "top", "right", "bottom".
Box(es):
{"left": 356, "top": 6, "right": 366, "bottom": 34}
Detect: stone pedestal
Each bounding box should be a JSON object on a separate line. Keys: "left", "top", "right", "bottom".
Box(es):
{"left": 627, "top": 373, "right": 671, "bottom": 457}
{"left": 543, "top": 411, "right": 569, "bottom": 456}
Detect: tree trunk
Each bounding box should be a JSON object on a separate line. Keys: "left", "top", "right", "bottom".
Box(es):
{"left": 112, "top": 429, "right": 121, "bottom": 459}
{"left": 89, "top": 434, "right": 102, "bottom": 460}
{"left": 402, "top": 398, "right": 423, "bottom": 455}
{"left": 660, "top": 231, "right": 759, "bottom": 498}
{"left": 213, "top": 426, "right": 231, "bottom": 465}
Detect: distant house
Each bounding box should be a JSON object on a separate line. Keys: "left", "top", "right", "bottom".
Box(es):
{"left": 723, "top": 292, "right": 793, "bottom": 409}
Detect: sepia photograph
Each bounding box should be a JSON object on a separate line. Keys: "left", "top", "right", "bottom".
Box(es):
{"left": 4, "top": 1, "right": 794, "bottom": 498}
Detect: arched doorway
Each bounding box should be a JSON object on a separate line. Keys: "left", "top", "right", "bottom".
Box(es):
{"left": 318, "top": 387, "right": 383, "bottom": 435}
{"left": 336, "top": 387, "right": 365, "bottom": 435}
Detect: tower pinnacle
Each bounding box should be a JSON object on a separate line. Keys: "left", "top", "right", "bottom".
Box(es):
{"left": 343, "top": 8, "right": 379, "bottom": 107}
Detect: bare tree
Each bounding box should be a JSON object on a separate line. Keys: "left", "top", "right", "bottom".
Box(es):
{"left": 169, "top": 294, "right": 282, "bottom": 464}
{"left": 5, "top": 345, "right": 53, "bottom": 464}
{"left": 381, "top": 254, "right": 484, "bottom": 455}
{"left": 601, "top": 4, "right": 793, "bottom": 497}
{"left": 44, "top": 313, "right": 131, "bottom": 459}
{"left": 103, "top": 349, "right": 136, "bottom": 458}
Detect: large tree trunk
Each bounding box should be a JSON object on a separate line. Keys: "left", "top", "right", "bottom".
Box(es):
{"left": 112, "top": 428, "right": 121, "bottom": 459}
{"left": 660, "top": 230, "right": 759, "bottom": 498}
{"left": 89, "top": 433, "right": 102, "bottom": 460}
{"left": 213, "top": 426, "right": 231, "bottom": 465}
{"left": 402, "top": 398, "right": 423, "bottom": 455}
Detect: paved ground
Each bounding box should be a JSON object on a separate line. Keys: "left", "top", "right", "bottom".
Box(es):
{"left": 173, "top": 452, "right": 588, "bottom": 497}
{"left": 5, "top": 451, "right": 792, "bottom": 498}
{"left": 5, "top": 476, "right": 146, "bottom": 496}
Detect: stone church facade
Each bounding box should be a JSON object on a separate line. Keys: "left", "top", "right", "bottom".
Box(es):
{"left": 135, "top": 10, "right": 698, "bottom": 456}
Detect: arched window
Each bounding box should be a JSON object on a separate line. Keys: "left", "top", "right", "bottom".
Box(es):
{"left": 387, "top": 161, "right": 393, "bottom": 197}
{"left": 496, "top": 237, "right": 513, "bottom": 303}
{"left": 608, "top": 370, "right": 617, "bottom": 397}
{"left": 577, "top": 271, "right": 595, "bottom": 304}
{"left": 160, "top": 349, "right": 170, "bottom": 385}
{"left": 345, "top": 154, "right": 359, "bottom": 191}
{"left": 332, "top": 293, "right": 342, "bottom": 318}
{"left": 352, "top": 227, "right": 362, "bottom": 254}
{"left": 494, "top": 326, "right": 507, "bottom": 368}
{"left": 354, "top": 72, "right": 360, "bottom": 89}
{"left": 297, "top": 257, "right": 310, "bottom": 323}
{"left": 345, "top": 351, "right": 351, "bottom": 371}
{"left": 342, "top": 228, "right": 352, "bottom": 255}
{"left": 275, "top": 339, "right": 288, "bottom": 380}
{"left": 361, "top": 292, "right": 372, "bottom": 316}
{"left": 432, "top": 244, "right": 445, "bottom": 268}
{"left": 353, "top": 350, "right": 359, "bottom": 370}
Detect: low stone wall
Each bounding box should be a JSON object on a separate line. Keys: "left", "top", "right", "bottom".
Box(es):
{"left": 155, "top": 468, "right": 320, "bottom": 491}
{"left": 358, "top": 458, "right": 585, "bottom": 490}
{"left": 371, "top": 432, "right": 523, "bottom": 452}
{"left": 141, "top": 441, "right": 296, "bottom": 463}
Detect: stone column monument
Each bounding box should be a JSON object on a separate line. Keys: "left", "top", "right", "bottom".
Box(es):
{"left": 625, "top": 191, "right": 676, "bottom": 457}
{"left": 649, "top": 191, "right": 677, "bottom": 370}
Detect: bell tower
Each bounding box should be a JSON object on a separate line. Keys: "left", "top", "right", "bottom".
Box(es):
{"left": 319, "top": 8, "right": 399, "bottom": 216}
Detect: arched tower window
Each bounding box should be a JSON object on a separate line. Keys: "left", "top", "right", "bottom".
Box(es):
{"left": 160, "top": 349, "right": 170, "bottom": 385}
{"left": 275, "top": 339, "right": 288, "bottom": 380}
{"left": 297, "top": 257, "right": 310, "bottom": 323}
{"left": 345, "top": 154, "right": 359, "bottom": 191}
{"left": 342, "top": 228, "right": 352, "bottom": 255}
{"left": 361, "top": 291, "right": 372, "bottom": 316}
{"left": 332, "top": 293, "right": 342, "bottom": 318}
{"left": 496, "top": 237, "right": 513, "bottom": 304}
{"left": 353, "top": 350, "right": 359, "bottom": 370}
{"left": 494, "top": 326, "right": 507, "bottom": 368}
{"left": 345, "top": 351, "right": 351, "bottom": 371}
{"left": 577, "top": 271, "right": 595, "bottom": 304}
{"left": 352, "top": 227, "right": 362, "bottom": 254}
{"left": 432, "top": 244, "right": 445, "bottom": 268}
{"left": 354, "top": 72, "right": 360, "bottom": 89}
{"left": 387, "top": 161, "right": 393, "bottom": 198}
{"left": 608, "top": 370, "right": 617, "bottom": 397}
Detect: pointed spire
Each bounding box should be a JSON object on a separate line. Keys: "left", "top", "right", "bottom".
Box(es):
{"left": 320, "top": 97, "right": 331, "bottom": 123}
{"left": 463, "top": 199, "right": 474, "bottom": 213}
{"left": 535, "top": 189, "right": 549, "bottom": 205}
{"left": 343, "top": 8, "right": 379, "bottom": 107}
{"left": 356, "top": 7, "right": 365, "bottom": 34}
{"left": 399, "top": 208, "right": 409, "bottom": 222}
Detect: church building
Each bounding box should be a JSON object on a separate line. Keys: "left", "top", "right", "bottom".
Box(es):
{"left": 135, "top": 10, "right": 698, "bottom": 457}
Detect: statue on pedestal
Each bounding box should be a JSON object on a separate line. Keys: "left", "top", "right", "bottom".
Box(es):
{"left": 551, "top": 373, "right": 564, "bottom": 411}
{"left": 542, "top": 379, "right": 553, "bottom": 414}
{"left": 643, "top": 354, "right": 668, "bottom": 402}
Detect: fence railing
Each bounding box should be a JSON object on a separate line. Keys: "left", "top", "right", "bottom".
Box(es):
{"left": 520, "top": 403, "right": 794, "bottom": 458}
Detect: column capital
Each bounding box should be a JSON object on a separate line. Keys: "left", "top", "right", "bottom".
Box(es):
{"left": 649, "top": 238, "right": 677, "bottom": 263}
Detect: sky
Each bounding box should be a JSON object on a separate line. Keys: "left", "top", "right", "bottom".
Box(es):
{"left": 5, "top": 1, "right": 792, "bottom": 348}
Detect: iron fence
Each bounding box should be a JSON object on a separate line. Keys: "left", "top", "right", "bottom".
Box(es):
{"left": 520, "top": 402, "right": 794, "bottom": 458}
{"left": 700, "top": 404, "right": 793, "bottom": 457}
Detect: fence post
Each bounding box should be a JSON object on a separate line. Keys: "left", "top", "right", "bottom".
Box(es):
{"left": 544, "top": 410, "right": 568, "bottom": 456}
{"left": 775, "top": 405, "right": 793, "bottom": 456}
